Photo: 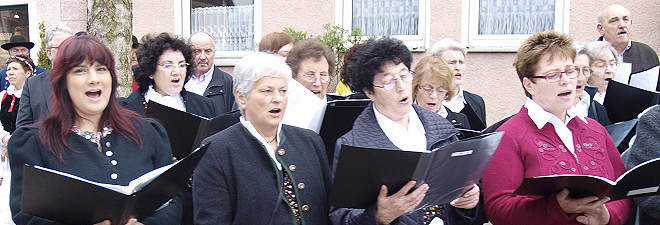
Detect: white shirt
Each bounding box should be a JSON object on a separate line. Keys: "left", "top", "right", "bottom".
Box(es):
{"left": 617, "top": 40, "right": 632, "bottom": 64}
{"left": 573, "top": 90, "right": 591, "bottom": 119}
{"left": 240, "top": 116, "right": 283, "bottom": 170}
{"left": 184, "top": 68, "right": 214, "bottom": 96}
{"left": 525, "top": 98, "right": 588, "bottom": 154}
{"left": 144, "top": 85, "right": 186, "bottom": 112}
{"left": 373, "top": 105, "right": 427, "bottom": 152}
{"left": 443, "top": 86, "right": 466, "bottom": 113}
{"left": 593, "top": 91, "right": 606, "bottom": 105}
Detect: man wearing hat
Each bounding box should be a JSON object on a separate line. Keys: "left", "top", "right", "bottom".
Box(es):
{"left": 0, "top": 35, "right": 46, "bottom": 91}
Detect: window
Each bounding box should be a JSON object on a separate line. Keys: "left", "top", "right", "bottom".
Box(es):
{"left": 462, "top": 0, "right": 569, "bottom": 52}
{"left": 177, "top": 0, "right": 262, "bottom": 66}
{"left": 0, "top": 1, "right": 35, "bottom": 67}
{"left": 336, "top": 0, "right": 428, "bottom": 52}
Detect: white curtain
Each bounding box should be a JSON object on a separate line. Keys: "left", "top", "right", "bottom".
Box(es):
{"left": 352, "top": 0, "right": 419, "bottom": 36}
{"left": 478, "top": 0, "right": 555, "bottom": 35}
{"left": 191, "top": 5, "right": 254, "bottom": 51}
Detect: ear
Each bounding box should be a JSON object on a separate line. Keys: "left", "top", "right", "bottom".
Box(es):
{"left": 363, "top": 87, "right": 375, "bottom": 100}
{"left": 522, "top": 77, "right": 535, "bottom": 96}
{"left": 596, "top": 24, "right": 605, "bottom": 35}
{"left": 235, "top": 89, "right": 246, "bottom": 109}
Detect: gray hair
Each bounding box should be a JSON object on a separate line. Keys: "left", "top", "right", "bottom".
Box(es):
{"left": 586, "top": 41, "right": 618, "bottom": 65}
{"left": 574, "top": 42, "right": 588, "bottom": 57}
{"left": 597, "top": 4, "right": 632, "bottom": 24}
{"left": 233, "top": 52, "right": 292, "bottom": 115}
{"left": 45, "top": 26, "right": 73, "bottom": 49}
{"left": 430, "top": 38, "right": 467, "bottom": 59}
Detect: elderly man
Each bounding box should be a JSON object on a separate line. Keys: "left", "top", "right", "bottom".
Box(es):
{"left": 16, "top": 26, "right": 72, "bottom": 127}
{"left": 597, "top": 4, "right": 660, "bottom": 91}
{"left": 0, "top": 35, "right": 46, "bottom": 91}
{"left": 185, "top": 31, "right": 235, "bottom": 113}
{"left": 431, "top": 38, "right": 487, "bottom": 130}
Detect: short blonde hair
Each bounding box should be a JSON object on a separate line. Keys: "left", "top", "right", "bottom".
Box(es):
{"left": 412, "top": 56, "right": 457, "bottom": 100}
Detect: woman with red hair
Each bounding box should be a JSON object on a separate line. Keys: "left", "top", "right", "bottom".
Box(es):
{"left": 8, "top": 34, "right": 181, "bottom": 225}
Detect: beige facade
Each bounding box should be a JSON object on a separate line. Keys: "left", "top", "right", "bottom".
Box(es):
{"left": 12, "top": 0, "right": 660, "bottom": 124}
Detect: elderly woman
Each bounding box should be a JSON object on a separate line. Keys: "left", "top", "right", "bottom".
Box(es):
{"left": 573, "top": 44, "right": 611, "bottom": 126}
{"left": 121, "top": 33, "right": 217, "bottom": 118}
{"left": 482, "top": 30, "right": 633, "bottom": 224}
{"left": 193, "top": 52, "right": 331, "bottom": 224}
{"left": 331, "top": 37, "right": 483, "bottom": 225}
{"left": 412, "top": 56, "right": 471, "bottom": 129}
{"left": 259, "top": 32, "right": 295, "bottom": 60}
{"left": 286, "top": 39, "right": 336, "bottom": 100}
{"left": 8, "top": 34, "right": 181, "bottom": 225}
{"left": 586, "top": 41, "right": 618, "bottom": 105}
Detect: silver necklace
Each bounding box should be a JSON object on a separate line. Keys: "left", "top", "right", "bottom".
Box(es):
{"left": 71, "top": 126, "right": 113, "bottom": 143}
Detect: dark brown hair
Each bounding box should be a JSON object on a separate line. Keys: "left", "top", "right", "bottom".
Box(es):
{"left": 285, "top": 39, "right": 336, "bottom": 77}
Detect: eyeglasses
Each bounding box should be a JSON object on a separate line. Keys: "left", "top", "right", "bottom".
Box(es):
{"left": 419, "top": 85, "right": 448, "bottom": 96}
{"left": 299, "top": 73, "right": 331, "bottom": 83}
{"left": 592, "top": 60, "right": 618, "bottom": 71}
{"left": 530, "top": 67, "right": 579, "bottom": 83}
{"left": 577, "top": 66, "right": 590, "bottom": 75}
{"left": 373, "top": 71, "right": 415, "bottom": 90}
{"left": 158, "top": 62, "right": 189, "bottom": 71}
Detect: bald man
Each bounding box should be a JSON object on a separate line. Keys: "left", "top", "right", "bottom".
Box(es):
{"left": 186, "top": 32, "right": 235, "bottom": 113}
{"left": 597, "top": 4, "right": 660, "bottom": 91}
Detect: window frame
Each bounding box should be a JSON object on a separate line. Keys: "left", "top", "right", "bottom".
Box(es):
{"left": 0, "top": 1, "right": 38, "bottom": 61}
{"left": 335, "top": 0, "right": 429, "bottom": 52}
{"left": 175, "top": 0, "right": 262, "bottom": 66}
{"left": 461, "top": 0, "right": 570, "bottom": 52}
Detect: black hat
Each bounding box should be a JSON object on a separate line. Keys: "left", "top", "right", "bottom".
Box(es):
{"left": 1, "top": 35, "right": 35, "bottom": 51}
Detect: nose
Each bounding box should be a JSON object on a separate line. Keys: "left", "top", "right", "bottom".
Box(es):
{"left": 88, "top": 70, "right": 101, "bottom": 84}
{"left": 173, "top": 65, "right": 184, "bottom": 74}
{"left": 272, "top": 90, "right": 284, "bottom": 103}
{"left": 312, "top": 75, "right": 322, "bottom": 86}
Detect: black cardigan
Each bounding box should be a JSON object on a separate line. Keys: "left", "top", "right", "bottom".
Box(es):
{"left": 193, "top": 123, "right": 331, "bottom": 225}
{"left": 7, "top": 118, "right": 181, "bottom": 225}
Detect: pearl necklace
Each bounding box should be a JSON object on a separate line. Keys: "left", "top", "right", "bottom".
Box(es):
{"left": 71, "top": 126, "right": 113, "bottom": 143}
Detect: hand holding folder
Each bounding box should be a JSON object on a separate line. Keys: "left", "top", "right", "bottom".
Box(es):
{"left": 20, "top": 145, "right": 208, "bottom": 225}
{"left": 329, "top": 132, "right": 503, "bottom": 209}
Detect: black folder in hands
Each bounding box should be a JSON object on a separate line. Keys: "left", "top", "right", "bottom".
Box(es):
{"left": 604, "top": 80, "right": 659, "bottom": 123}
{"left": 329, "top": 132, "right": 503, "bottom": 209}
{"left": 20, "top": 145, "right": 208, "bottom": 225}
{"left": 145, "top": 101, "right": 212, "bottom": 159}
{"left": 514, "top": 157, "right": 660, "bottom": 201}
{"left": 319, "top": 99, "right": 371, "bottom": 165}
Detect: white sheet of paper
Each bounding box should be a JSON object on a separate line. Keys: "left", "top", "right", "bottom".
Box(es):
{"left": 629, "top": 66, "right": 660, "bottom": 92}
{"left": 614, "top": 62, "right": 631, "bottom": 84}
{"left": 281, "top": 78, "right": 327, "bottom": 133}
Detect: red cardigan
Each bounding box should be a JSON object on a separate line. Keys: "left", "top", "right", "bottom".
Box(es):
{"left": 483, "top": 107, "right": 633, "bottom": 225}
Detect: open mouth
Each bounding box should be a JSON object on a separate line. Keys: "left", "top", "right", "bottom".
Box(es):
{"left": 558, "top": 90, "right": 572, "bottom": 98}
{"left": 455, "top": 73, "right": 462, "bottom": 78}
{"left": 618, "top": 29, "right": 628, "bottom": 35}
{"left": 400, "top": 96, "right": 409, "bottom": 104}
{"left": 86, "top": 90, "right": 102, "bottom": 99}
{"left": 269, "top": 108, "right": 282, "bottom": 116}
{"left": 171, "top": 78, "right": 181, "bottom": 83}
{"left": 576, "top": 84, "right": 583, "bottom": 90}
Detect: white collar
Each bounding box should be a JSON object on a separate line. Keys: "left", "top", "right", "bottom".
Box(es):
{"left": 573, "top": 90, "right": 592, "bottom": 118}
{"left": 525, "top": 97, "right": 586, "bottom": 129}
{"left": 190, "top": 67, "right": 213, "bottom": 82}
{"left": 144, "top": 85, "right": 185, "bottom": 112}
{"left": 239, "top": 116, "right": 283, "bottom": 170}
{"left": 6, "top": 85, "right": 21, "bottom": 98}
